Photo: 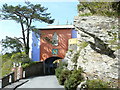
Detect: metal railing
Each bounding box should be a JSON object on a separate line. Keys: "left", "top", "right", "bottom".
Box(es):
{"left": 1, "top": 62, "right": 44, "bottom": 88}
{"left": 2, "top": 72, "right": 14, "bottom": 88}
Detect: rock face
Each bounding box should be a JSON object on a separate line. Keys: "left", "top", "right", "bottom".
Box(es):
{"left": 66, "top": 16, "right": 119, "bottom": 87}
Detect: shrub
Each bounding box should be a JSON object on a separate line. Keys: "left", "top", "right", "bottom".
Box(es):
{"left": 11, "top": 52, "right": 31, "bottom": 64}
{"left": 58, "top": 69, "right": 71, "bottom": 85}
{"left": 55, "top": 68, "right": 62, "bottom": 79}
{"left": 79, "top": 41, "right": 88, "bottom": 49}
{"left": 1, "top": 52, "right": 32, "bottom": 77}
{"left": 55, "top": 60, "right": 69, "bottom": 85}
{"left": 79, "top": 13, "right": 93, "bottom": 16}
{"left": 55, "top": 60, "right": 68, "bottom": 78}
{"left": 58, "top": 60, "right": 68, "bottom": 69}
{"left": 64, "top": 68, "right": 84, "bottom": 90}
{"left": 22, "top": 61, "right": 40, "bottom": 69}
{"left": 71, "top": 50, "right": 80, "bottom": 67}
{"left": 2, "top": 60, "right": 13, "bottom": 77}
{"left": 22, "top": 63, "right": 30, "bottom": 68}
{"left": 68, "top": 49, "right": 73, "bottom": 52}
{"left": 86, "top": 79, "right": 110, "bottom": 89}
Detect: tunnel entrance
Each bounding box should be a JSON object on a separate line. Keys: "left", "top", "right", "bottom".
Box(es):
{"left": 44, "top": 57, "right": 62, "bottom": 75}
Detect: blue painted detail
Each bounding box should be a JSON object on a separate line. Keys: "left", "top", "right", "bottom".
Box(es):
{"left": 52, "top": 49, "right": 58, "bottom": 55}
{"left": 72, "top": 29, "right": 77, "bottom": 38}
{"left": 32, "top": 31, "right": 40, "bottom": 61}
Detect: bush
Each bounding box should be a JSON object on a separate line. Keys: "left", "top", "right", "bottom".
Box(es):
{"left": 55, "top": 60, "right": 68, "bottom": 78}
{"left": 11, "top": 52, "right": 31, "bottom": 64}
{"left": 22, "top": 61, "right": 40, "bottom": 69}
{"left": 22, "top": 63, "right": 30, "bottom": 68}
{"left": 58, "top": 60, "right": 68, "bottom": 69}
{"left": 2, "top": 53, "right": 14, "bottom": 77}
{"left": 64, "top": 68, "right": 84, "bottom": 90}
{"left": 86, "top": 79, "right": 110, "bottom": 89}
{"left": 55, "top": 68, "right": 63, "bottom": 79}
{"left": 58, "top": 69, "right": 71, "bottom": 85}
{"left": 2, "top": 60, "right": 13, "bottom": 77}
{"left": 1, "top": 52, "right": 31, "bottom": 77}
{"left": 55, "top": 60, "right": 69, "bottom": 85}
{"left": 71, "top": 50, "right": 80, "bottom": 66}
{"left": 79, "top": 41, "right": 88, "bottom": 49}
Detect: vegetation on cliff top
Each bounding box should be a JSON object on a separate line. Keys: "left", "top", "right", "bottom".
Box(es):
{"left": 78, "top": 2, "right": 120, "bottom": 17}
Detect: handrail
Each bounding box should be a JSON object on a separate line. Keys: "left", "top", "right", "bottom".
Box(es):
{"left": 2, "top": 72, "right": 14, "bottom": 88}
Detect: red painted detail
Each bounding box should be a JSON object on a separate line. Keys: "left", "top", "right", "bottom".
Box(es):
{"left": 40, "top": 29, "right": 72, "bottom": 61}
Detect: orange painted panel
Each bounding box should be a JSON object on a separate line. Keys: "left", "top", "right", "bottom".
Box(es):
{"left": 40, "top": 29, "right": 72, "bottom": 61}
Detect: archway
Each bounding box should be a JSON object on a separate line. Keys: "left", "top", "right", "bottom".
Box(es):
{"left": 44, "top": 57, "right": 62, "bottom": 75}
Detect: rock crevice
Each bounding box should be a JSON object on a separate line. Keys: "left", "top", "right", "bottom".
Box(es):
{"left": 65, "top": 16, "right": 119, "bottom": 87}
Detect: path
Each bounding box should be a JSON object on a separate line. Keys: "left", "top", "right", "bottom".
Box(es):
{"left": 16, "top": 75, "right": 64, "bottom": 89}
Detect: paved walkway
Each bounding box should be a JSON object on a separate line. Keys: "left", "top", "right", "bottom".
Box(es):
{"left": 3, "top": 79, "right": 29, "bottom": 89}
{"left": 16, "top": 75, "right": 64, "bottom": 89}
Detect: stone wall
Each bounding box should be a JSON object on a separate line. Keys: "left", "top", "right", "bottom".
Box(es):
{"left": 23, "top": 62, "right": 44, "bottom": 78}
{"left": 66, "top": 15, "right": 119, "bottom": 87}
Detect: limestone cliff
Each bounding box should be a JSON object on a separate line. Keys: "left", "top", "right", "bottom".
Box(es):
{"left": 65, "top": 15, "right": 119, "bottom": 87}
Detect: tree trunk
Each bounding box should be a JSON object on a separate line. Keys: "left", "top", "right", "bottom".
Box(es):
{"left": 19, "top": 17, "right": 27, "bottom": 53}
{"left": 25, "top": 18, "right": 32, "bottom": 55}
{"left": 26, "top": 29, "right": 29, "bottom": 55}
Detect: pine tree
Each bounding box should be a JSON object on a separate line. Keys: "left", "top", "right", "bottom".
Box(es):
{"left": 0, "top": 2, "right": 54, "bottom": 55}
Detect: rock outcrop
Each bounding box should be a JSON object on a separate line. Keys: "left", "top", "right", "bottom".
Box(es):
{"left": 65, "top": 15, "right": 119, "bottom": 87}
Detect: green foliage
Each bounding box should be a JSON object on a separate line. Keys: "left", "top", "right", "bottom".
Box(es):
{"left": 2, "top": 53, "right": 12, "bottom": 64}
{"left": 86, "top": 79, "right": 110, "bottom": 89}
{"left": 79, "top": 41, "right": 88, "bottom": 49}
{"left": 64, "top": 68, "right": 84, "bottom": 90}
{"left": 111, "top": 2, "right": 120, "bottom": 16}
{"left": 114, "top": 46, "right": 120, "bottom": 50}
{"left": 2, "top": 53, "right": 13, "bottom": 77}
{"left": 22, "top": 61, "right": 39, "bottom": 68}
{"left": 1, "top": 52, "right": 31, "bottom": 77}
{"left": 55, "top": 60, "right": 69, "bottom": 85}
{"left": 58, "top": 69, "right": 71, "bottom": 85}
{"left": 78, "top": 2, "right": 120, "bottom": 17}
{"left": 79, "top": 13, "right": 92, "bottom": 16}
{"left": 71, "top": 51, "right": 79, "bottom": 64}
{"left": 108, "top": 32, "right": 118, "bottom": 45}
{"left": 55, "top": 68, "right": 63, "bottom": 79}
{"left": 55, "top": 60, "right": 68, "bottom": 79}
{"left": 21, "top": 63, "right": 30, "bottom": 68}
{"left": 58, "top": 60, "right": 68, "bottom": 69}
{"left": 68, "top": 49, "right": 73, "bottom": 52}
{"left": 0, "top": 2, "right": 54, "bottom": 24}
{"left": 2, "top": 60, "right": 13, "bottom": 77}
{"left": 55, "top": 62, "right": 84, "bottom": 90}
{"left": 71, "top": 50, "right": 80, "bottom": 69}
{"left": 0, "top": 2, "right": 54, "bottom": 55}
{"left": 107, "top": 32, "right": 120, "bottom": 50}
{"left": 11, "top": 52, "right": 31, "bottom": 64}
{"left": 1, "top": 36, "right": 23, "bottom": 54}
{"left": 112, "top": 26, "right": 116, "bottom": 29}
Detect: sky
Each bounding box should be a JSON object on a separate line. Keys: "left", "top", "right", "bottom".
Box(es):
{"left": 0, "top": 0, "right": 79, "bottom": 41}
